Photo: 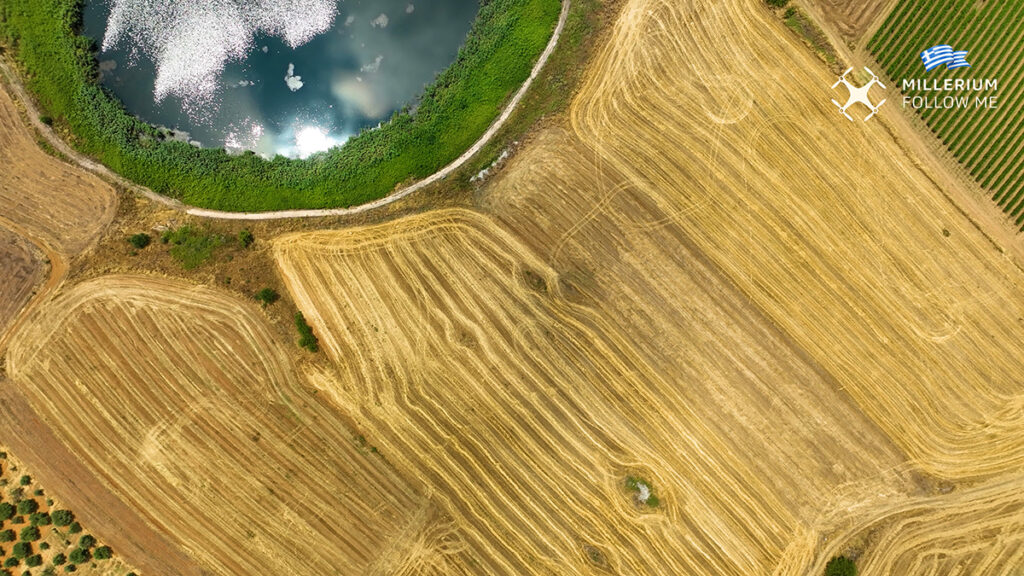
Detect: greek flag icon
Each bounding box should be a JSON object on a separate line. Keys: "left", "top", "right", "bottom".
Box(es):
{"left": 921, "top": 45, "right": 971, "bottom": 71}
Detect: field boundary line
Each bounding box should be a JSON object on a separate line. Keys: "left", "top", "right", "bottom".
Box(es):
{"left": 0, "top": 0, "right": 570, "bottom": 221}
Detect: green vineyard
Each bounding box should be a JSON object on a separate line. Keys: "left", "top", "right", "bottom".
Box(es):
{"left": 869, "top": 1, "right": 1024, "bottom": 229}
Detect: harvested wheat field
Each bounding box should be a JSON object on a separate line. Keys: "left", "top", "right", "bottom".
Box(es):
{"left": 0, "top": 85, "right": 116, "bottom": 255}
{"left": 6, "top": 276, "right": 432, "bottom": 576}
{"left": 276, "top": 207, "right": 908, "bottom": 575}
{"left": 0, "top": 225, "right": 44, "bottom": 335}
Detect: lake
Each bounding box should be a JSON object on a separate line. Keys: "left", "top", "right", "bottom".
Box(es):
{"left": 83, "top": 0, "right": 479, "bottom": 158}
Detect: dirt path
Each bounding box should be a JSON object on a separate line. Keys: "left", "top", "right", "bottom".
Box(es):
{"left": 0, "top": 217, "right": 66, "bottom": 357}
{"left": 0, "top": 0, "right": 570, "bottom": 221}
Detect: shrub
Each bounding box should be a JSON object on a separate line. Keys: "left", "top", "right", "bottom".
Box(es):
{"left": 31, "top": 489, "right": 42, "bottom": 497}
{"left": 1, "top": 559, "right": 15, "bottom": 569}
{"left": 92, "top": 545, "right": 112, "bottom": 560}
{"left": 64, "top": 566, "right": 76, "bottom": 573}
{"left": 238, "top": 229, "right": 254, "bottom": 248}
{"left": 10, "top": 516, "right": 23, "bottom": 524}
{"left": 161, "top": 226, "right": 225, "bottom": 269}
{"left": 127, "top": 233, "right": 151, "bottom": 249}
{"left": 15, "top": 500, "right": 37, "bottom": 515}
{"left": 255, "top": 288, "right": 280, "bottom": 307}
{"left": 17, "top": 477, "right": 29, "bottom": 487}
{"left": 825, "top": 556, "right": 857, "bottom": 576}
{"left": 0, "top": 503, "right": 13, "bottom": 520}
{"left": 23, "top": 555, "right": 41, "bottom": 568}
{"left": 18, "top": 526, "right": 39, "bottom": 542}
{"left": 39, "top": 115, "right": 52, "bottom": 125}
{"left": 295, "top": 312, "right": 319, "bottom": 352}
{"left": 30, "top": 512, "right": 50, "bottom": 526}
{"left": 11, "top": 541, "right": 31, "bottom": 558}
{"left": 51, "top": 509, "right": 74, "bottom": 526}
{"left": 68, "top": 521, "right": 81, "bottom": 534}
{"left": 52, "top": 553, "right": 66, "bottom": 565}
{"left": 68, "top": 547, "right": 90, "bottom": 563}
{"left": 0, "top": 529, "right": 14, "bottom": 542}
{"left": 78, "top": 534, "right": 95, "bottom": 549}
{"left": 39, "top": 542, "right": 49, "bottom": 550}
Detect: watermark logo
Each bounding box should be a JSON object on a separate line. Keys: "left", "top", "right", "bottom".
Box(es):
{"left": 921, "top": 45, "right": 971, "bottom": 71}
{"left": 831, "top": 67, "right": 886, "bottom": 122}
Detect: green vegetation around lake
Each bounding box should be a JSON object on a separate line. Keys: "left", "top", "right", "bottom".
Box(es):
{"left": 0, "top": 0, "right": 560, "bottom": 212}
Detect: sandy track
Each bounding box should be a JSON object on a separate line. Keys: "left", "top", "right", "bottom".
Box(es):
{"left": 275, "top": 207, "right": 907, "bottom": 575}
{"left": 6, "top": 276, "right": 432, "bottom": 575}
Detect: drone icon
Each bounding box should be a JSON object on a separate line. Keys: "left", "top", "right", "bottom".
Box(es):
{"left": 831, "top": 67, "right": 886, "bottom": 122}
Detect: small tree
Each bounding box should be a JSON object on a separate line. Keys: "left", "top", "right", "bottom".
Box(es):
{"left": 0, "top": 529, "right": 15, "bottom": 542}
{"left": 16, "top": 500, "right": 37, "bottom": 515}
{"left": 29, "top": 512, "right": 50, "bottom": 526}
{"left": 295, "top": 312, "right": 319, "bottom": 352}
{"left": 78, "top": 534, "right": 96, "bottom": 549}
{"left": 23, "top": 555, "right": 41, "bottom": 568}
{"left": 825, "top": 556, "right": 857, "bottom": 576}
{"left": 51, "top": 509, "right": 74, "bottom": 526}
{"left": 1, "top": 558, "right": 16, "bottom": 569}
{"left": 11, "top": 541, "right": 31, "bottom": 559}
{"left": 92, "top": 546, "right": 112, "bottom": 560}
{"left": 52, "top": 553, "right": 66, "bottom": 566}
{"left": 255, "top": 288, "right": 280, "bottom": 307}
{"left": 238, "top": 229, "right": 255, "bottom": 248}
{"left": 68, "top": 521, "right": 82, "bottom": 534}
{"left": 64, "top": 566, "right": 76, "bottom": 573}
{"left": 127, "top": 233, "right": 152, "bottom": 249}
{"left": 0, "top": 502, "right": 14, "bottom": 520}
{"left": 17, "top": 476, "right": 29, "bottom": 487}
{"left": 18, "top": 526, "right": 40, "bottom": 542}
{"left": 68, "top": 547, "right": 90, "bottom": 564}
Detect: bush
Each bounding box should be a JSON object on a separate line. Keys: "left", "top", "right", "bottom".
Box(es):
{"left": 39, "top": 542, "right": 49, "bottom": 550}
{"left": 161, "top": 226, "right": 225, "bottom": 269}
{"left": 30, "top": 512, "right": 50, "bottom": 526}
{"left": 295, "top": 312, "right": 319, "bottom": 352}
{"left": 1, "top": 559, "right": 15, "bottom": 569}
{"left": 11, "top": 541, "right": 31, "bottom": 558}
{"left": 39, "top": 115, "right": 52, "bottom": 125}
{"left": 92, "top": 545, "right": 112, "bottom": 560}
{"left": 18, "top": 526, "right": 39, "bottom": 542}
{"left": 68, "top": 547, "right": 90, "bottom": 564}
{"left": 78, "top": 534, "right": 95, "bottom": 549}
{"left": 23, "top": 555, "right": 41, "bottom": 568}
{"left": 0, "top": 503, "right": 14, "bottom": 520}
{"left": 15, "top": 500, "right": 36, "bottom": 515}
{"left": 51, "top": 509, "right": 74, "bottom": 526}
{"left": 255, "top": 288, "right": 280, "bottom": 307}
{"left": 68, "top": 521, "right": 82, "bottom": 534}
{"left": 52, "top": 553, "right": 66, "bottom": 565}
{"left": 238, "top": 229, "right": 254, "bottom": 248}
{"left": 765, "top": 0, "right": 788, "bottom": 6}
{"left": 0, "top": 529, "right": 14, "bottom": 542}
{"left": 127, "top": 233, "right": 151, "bottom": 249}
{"left": 10, "top": 516, "right": 23, "bottom": 525}
{"left": 64, "top": 566, "right": 76, "bottom": 573}
{"left": 825, "top": 556, "right": 857, "bottom": 576}
{"left": 17, "top": 477, "right": 29, "bottom": 487}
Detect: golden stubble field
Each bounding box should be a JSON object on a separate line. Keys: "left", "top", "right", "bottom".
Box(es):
{"left": 5, "top": 0, "right": 1024, "bottom": 574}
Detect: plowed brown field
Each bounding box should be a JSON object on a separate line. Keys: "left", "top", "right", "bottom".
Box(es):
{"left": 6, "top": 276, "right": 431, "bottom": 575}
{"left": 0, "top": 225, "right": 43, "bottom": 335}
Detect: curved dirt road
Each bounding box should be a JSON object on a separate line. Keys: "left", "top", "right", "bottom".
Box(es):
{"left": 1, "top": 0, "right": 570, "bottom": 221}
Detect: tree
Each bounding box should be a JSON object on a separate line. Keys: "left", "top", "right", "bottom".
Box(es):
{"left": 0, "top": 503, "right": 13, "bottom": 521}
{"left": 68, "top": 521, "right": 81, "bottom": 534}
{"left": 255, "top": 288, "right": 280, "bottom": 307}
{"left": 825, "top": 556, "right": 857, "bottom": 576}
{"left": 238, "top": 229, "right": 255, "bottom": 248}
{"left": 295, "top": 312, "right": 319, "bottom": 352}
{"left": 68, "top": 548, "right": 89, "bottom": 564}
{"left": 24, "top": 555, "right": 41, "bottom": 568}
{"left": 15, "top": 500, "right": 36, "bottom": 515}
{"left": 92, "top": 546, "right": 112, "bottom": 560}
{"left": 1, "top": 559, "right": 15, "bottom": 569}
{"left": 51, "top": 509, "right": 74, "bottom": 526}
{"left": 78, "top": 534, "right": 95, "bottom": 549}
{"left": 127, "top": 233, "right": 152, "bottom": 249}
{"left": 17, "top": 476, "right": 29, "bottom": 487}
{"left": 0, "top": 529, "right": 14, "bottom": 542}
{"left": 11, "top": 542, "right": 31, "bottom": 559}
{"left": 29, "top": 512, "right": 50, "bottom": 526}
{"left": 52, "top": 553, "right": 66, "bottom": 566}
{"left": 18, "top": 526, "right": 39, "bottom": 542}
